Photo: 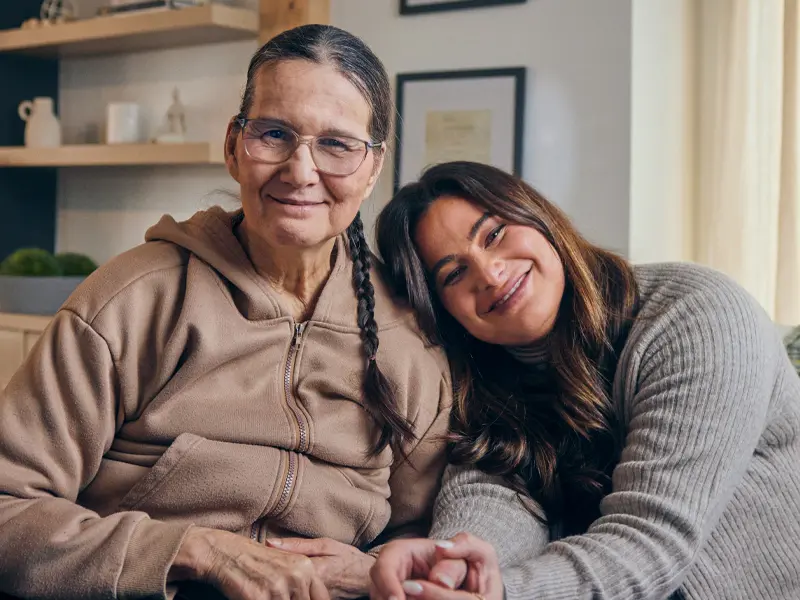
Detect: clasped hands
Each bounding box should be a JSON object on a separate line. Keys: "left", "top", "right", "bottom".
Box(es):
{"left": 171, "top": 526, "right": 502, "bottom": 600}
{"left": 273, "top": 531, "right": 504, "bottom": 600}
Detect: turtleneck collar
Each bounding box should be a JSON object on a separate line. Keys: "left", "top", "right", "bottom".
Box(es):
{"left": 505, "top": 339, "right": 550, "bottom": 369}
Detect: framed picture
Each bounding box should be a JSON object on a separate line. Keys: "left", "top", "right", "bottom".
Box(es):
{"left": 394, "top": 67, "right": 526, "bottom": 193}
{"left": 400, "top": 0, "right": 527, "bottom": 16}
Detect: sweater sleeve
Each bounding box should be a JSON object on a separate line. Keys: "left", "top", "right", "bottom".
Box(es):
{"left": 428, "top": 465, "right": 549, "bottom": 568}
{"left": 0, "top": 310, "right": 191, "bottom": 600}
{"left": 501, "top": 273, "right": 777, "bottom": 599}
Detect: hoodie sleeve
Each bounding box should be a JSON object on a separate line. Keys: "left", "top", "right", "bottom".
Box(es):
{"left": 368, "top": 374, "right": 453, "bottom": 552}
{"left": 0, "top": 309, "right": 192, "bottom": 600}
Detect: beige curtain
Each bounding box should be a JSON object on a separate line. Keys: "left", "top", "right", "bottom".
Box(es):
{"left": 689, "top": 0, "right": 800, "bottom": 324}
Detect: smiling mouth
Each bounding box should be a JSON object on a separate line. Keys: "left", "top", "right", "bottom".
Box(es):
{"left": 267, "top": 194, "right": 324, "bottom": 207}
{"left": 488, "top": 270, "right": 530, "bottom": 313}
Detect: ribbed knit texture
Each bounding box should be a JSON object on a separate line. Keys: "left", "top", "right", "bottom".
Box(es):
{"left": 428, "top": 263, "right": 800, "bottom": 599}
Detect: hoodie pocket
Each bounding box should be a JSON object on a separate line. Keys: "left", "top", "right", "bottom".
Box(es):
{"left": 117, "top": 432, "right": 288, "bottom": 532}
{"left": 118, "top": 432, "right": 204, "bottom": 511}
{"left": 275, "top": 456, "right": 392, "bottom": 547}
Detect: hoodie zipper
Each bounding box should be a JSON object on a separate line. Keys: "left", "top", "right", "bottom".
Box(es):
{"left": 259, "top": 323, "right": 307, "bottom": 530}
{"left": 285, "top": 323, "right": 308, "bottom": 453}
{"left": 251, "top": 323, "right": 307, "bottom": 540}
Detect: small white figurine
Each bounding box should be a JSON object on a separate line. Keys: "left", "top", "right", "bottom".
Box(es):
{"left": 39, "top": 0, "right": 76, "bottom": 24}
{"left": 154, "top": 88, "right": 187, "bottom": 144}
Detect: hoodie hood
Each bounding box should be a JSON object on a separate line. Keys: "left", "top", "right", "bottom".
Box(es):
{"left": 146, "top": 206, "right": 248, "bottom": 278}
{"left": 144, "top": 205, "right": 362, "bottom": 326}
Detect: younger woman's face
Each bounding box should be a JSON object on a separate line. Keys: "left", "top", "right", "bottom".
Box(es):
{"left": 414, "top": 195, "right": 565, "bottom": 346}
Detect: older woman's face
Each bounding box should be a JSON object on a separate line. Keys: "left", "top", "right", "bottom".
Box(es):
{"left": 415, "top": 195, "right": 565, "bottom": 346}
{"left": 226, "top": 60, "right": 382, "bottom": 249}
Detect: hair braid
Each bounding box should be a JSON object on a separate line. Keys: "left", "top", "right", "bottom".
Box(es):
{"left": 347, "top": 212, "right": 416, "bottom": 457}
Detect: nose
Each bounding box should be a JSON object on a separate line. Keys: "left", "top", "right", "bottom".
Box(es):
{"left": 475, "top": 255, "right": 505, "bottom": 290}
{"left": 280, "top": 141, "right": 319, "bottom": 187}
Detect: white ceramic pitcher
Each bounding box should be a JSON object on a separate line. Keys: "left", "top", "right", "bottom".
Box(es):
{"left": 18, "top": 97, "right": 62, "bottom": 148}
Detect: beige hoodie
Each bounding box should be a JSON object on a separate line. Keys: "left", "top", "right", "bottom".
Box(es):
{"left": 0, "top": 207, "right": 452, "bottom": 599}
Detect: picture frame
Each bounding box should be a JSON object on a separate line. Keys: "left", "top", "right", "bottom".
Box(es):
{"left": 393, "top": 67, "right": 526, "bottom": 193}
{"left": 400, "top": 0, "right": 527, "bottom": 16}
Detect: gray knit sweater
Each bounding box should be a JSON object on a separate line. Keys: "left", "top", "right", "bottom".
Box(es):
{"left": 428, "top": 263, "right": 800, "bottom": 600}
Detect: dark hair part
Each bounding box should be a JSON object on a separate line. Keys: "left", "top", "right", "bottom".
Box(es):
{"left": 234, "top": 25, "right": 413, "bottom": 457}
{"left": 376, "top": 161, "right": 639, "bottom": 534}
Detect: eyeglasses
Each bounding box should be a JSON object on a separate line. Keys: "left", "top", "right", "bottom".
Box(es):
{"left": 235, "top": 117, "right": 384, "bottom": 176}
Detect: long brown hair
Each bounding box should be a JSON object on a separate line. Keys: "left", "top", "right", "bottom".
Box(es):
{"left": 233, "top": 25, "right": 414, "bottom": 457}
{"left": 376, "top": 162, "right": 639, "bottom": 534}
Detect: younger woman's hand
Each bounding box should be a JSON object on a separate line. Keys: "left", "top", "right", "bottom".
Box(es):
{"left": 369, "top": 533, "right": 504, "bottom": 600}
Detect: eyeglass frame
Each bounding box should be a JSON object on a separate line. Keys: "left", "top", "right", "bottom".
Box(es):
{"left": 233, "top": 116, "right": 385, "bottom": 176}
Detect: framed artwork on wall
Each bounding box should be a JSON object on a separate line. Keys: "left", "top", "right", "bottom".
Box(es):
{"left": 393, "top": 67, "right": 526, "bottom": 193}
{"left": 400, "top": 0, "right": 527, "bottom": 16}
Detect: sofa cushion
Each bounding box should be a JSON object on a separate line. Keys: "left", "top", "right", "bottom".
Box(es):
{"left": 784, "top": 326, "right": 800, "bottom": 376}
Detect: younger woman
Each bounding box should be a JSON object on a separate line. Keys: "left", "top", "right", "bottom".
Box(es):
{"left": 370, "top": 161, "right": 800, "bottom": 600}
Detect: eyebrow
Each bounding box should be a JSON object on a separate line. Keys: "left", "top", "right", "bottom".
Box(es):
{"left": 322, "top": 127, "right": 365, "bottom": 139}
{"left": 251, "top": 117, "right": 363, "bottom": 139}
{"left": 251, "top": 116, "right": 293, "bottom": 129}
{"left": 430, "top": 212, "right": 493, "bottom": 279}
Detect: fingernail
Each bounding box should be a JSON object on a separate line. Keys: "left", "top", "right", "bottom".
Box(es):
{"left": 403, "top": 581, "right": 424, "bottom": 595}
{"left": 389, "top": 596, "right": 399, "bottom": 600}
{"left": 436, "top": 574, "right": 456, "bottom": 589}
{"left": 434, "top": 540, "right": 454, "bottom": 549}
{"left": 266, "top": 538, "right": 282, "bottom": 546}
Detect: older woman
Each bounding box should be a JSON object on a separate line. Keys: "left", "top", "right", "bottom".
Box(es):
{"left": 370, "top": 161, "right": 800, "bottom": 600}
{"left": 0, "top": 25, "right": 451, "bottom": 600}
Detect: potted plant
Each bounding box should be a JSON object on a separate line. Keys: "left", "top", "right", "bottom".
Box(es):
{"left": 0, "top": 248, "right": 98, "bottom": 315}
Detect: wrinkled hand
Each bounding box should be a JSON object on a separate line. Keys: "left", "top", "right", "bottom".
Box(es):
{"left": 169, "top": 526, "right": 329, "bottom": 600}
{"left": 266, "top": 537, "right": 375, "bottom": 600}
{"left": 370, "top": 533, "right": 503, "bottom": 600}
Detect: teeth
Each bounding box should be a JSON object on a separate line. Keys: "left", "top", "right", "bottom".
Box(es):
{"left": 497, "top": 276, "right": 524, "bottom": 306}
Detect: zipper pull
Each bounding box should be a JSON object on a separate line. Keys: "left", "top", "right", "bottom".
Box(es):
{"left": 293, "top": 323, "right": 306, "bottom": 344}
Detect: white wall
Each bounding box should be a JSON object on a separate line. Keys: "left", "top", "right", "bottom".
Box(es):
{"left": 56, "top": 0, "right": 633, "bottom": 264}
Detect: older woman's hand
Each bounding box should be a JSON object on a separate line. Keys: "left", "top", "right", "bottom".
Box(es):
{"left": 369, "top": 533, "right": 504, "bottom": 600}
{"left": 169, "top": 526, "right": 329, "bottom": 600}
{"left": 265, "top": 536, "right": 376, "bottom": 599}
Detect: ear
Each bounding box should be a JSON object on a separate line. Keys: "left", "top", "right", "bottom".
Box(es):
{"left": 225, "top": 118, "right": 241, "bottom": 183}
{"left": 364, "top": 146, "right": 386, "bottom": 199}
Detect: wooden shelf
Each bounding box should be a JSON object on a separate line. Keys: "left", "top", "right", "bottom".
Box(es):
{"left": 0, "top": 4, "right": 258, "bottom": 58}
{"left": 0, "top": 312, "right": 51, "bottom": 333}
{"left": 0, "top": 143, "right": 225, "bottom": 167}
